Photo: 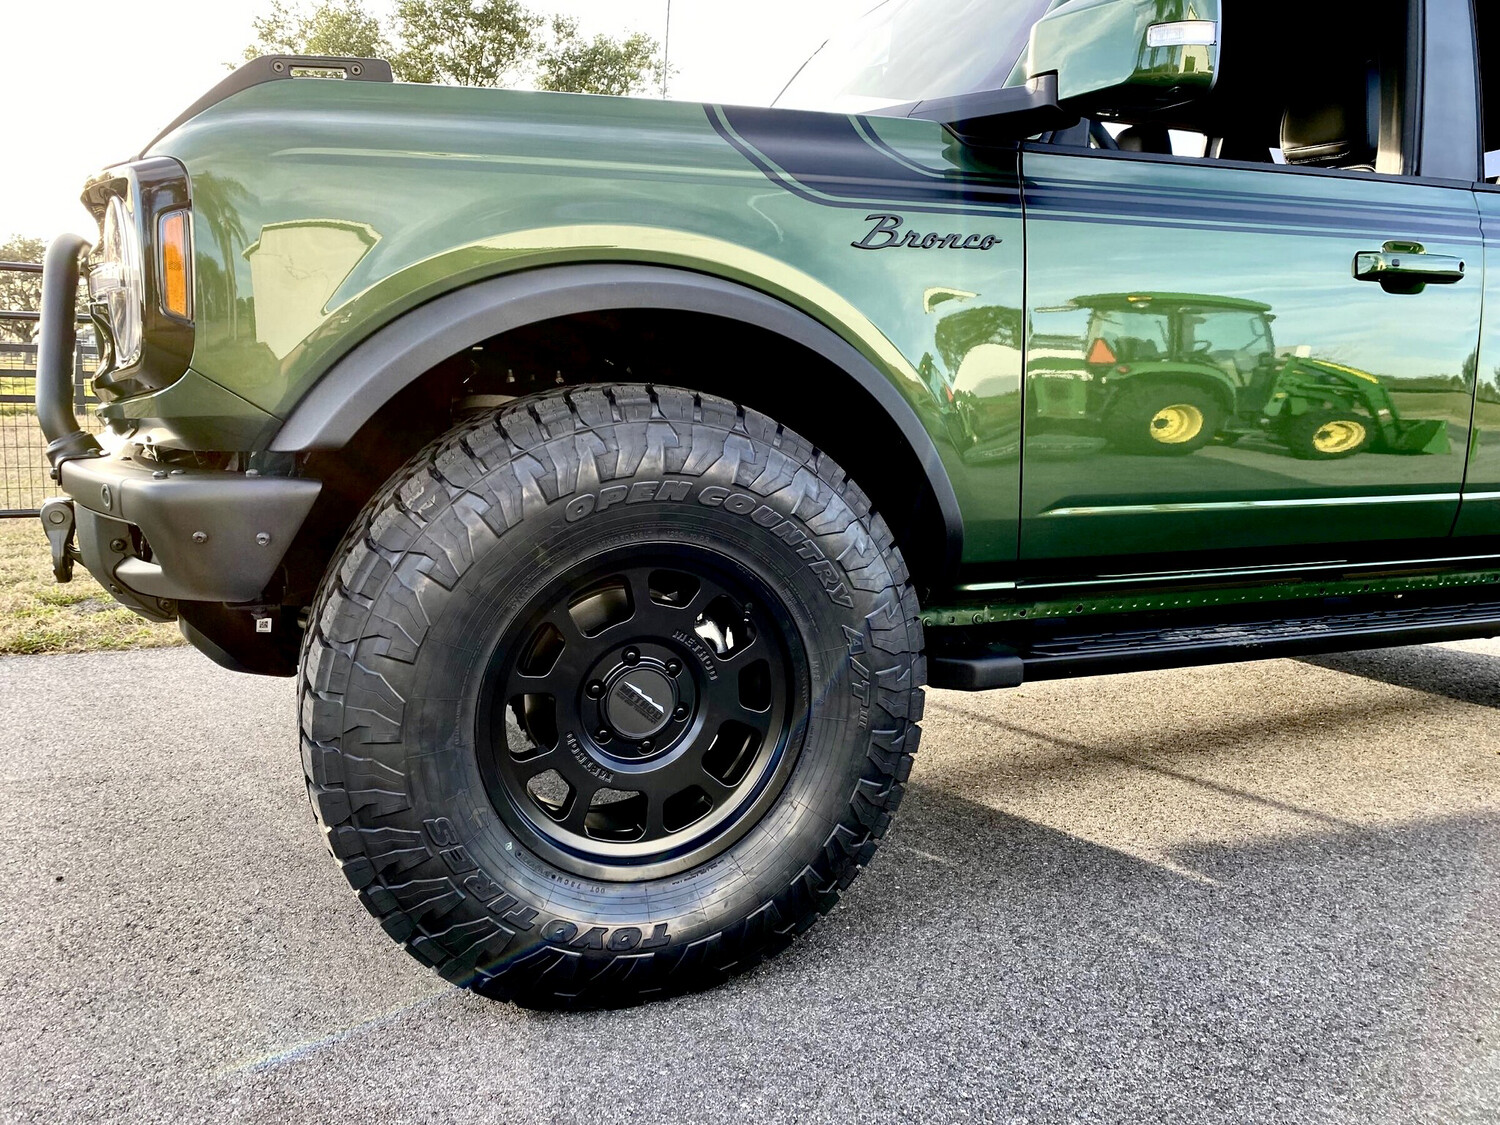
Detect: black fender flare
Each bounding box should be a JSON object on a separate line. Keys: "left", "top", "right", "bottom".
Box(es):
{"left": 269, "top": 263, "right": 964, "bottom": 578}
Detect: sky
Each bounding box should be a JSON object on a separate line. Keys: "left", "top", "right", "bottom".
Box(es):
{"left": 1, "top": 0, "right": 872, "bottom": 243}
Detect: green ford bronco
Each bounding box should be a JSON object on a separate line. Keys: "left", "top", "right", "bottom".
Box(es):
{"left": 32, "top": 0, "right": 1500, "bottom": 1005}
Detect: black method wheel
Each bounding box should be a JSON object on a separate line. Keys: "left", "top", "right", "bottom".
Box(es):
{"left": 480, "top": 553, "right": 803, "bottom": 881}
{"left": 299, "top": 385, "right": 924, "bottom": 1007}
{"left": 1102, "top": 381, "right": 1224, "bottom": 456}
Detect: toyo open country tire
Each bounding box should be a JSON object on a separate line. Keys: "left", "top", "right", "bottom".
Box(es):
{"left": 299, "top": 384, "right": 924, "bottom": 1007}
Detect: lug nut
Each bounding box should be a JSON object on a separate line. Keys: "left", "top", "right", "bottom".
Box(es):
{"left": 595, "top": 728, "right": 612, "bottom": 743}
{"left": 639, "top": 739, "right": 654, "bottom": 753}
{"left": 586, "top": 681, "right": 605, "bottom": 698}
{"left": 623, "top": 647, "right": 640, "bottom": 665}
{"left": 666, "top": 659, "right": 682, "bottom": 676}
{"left": 673, "top": 704, "right": 689, "bottom": 721}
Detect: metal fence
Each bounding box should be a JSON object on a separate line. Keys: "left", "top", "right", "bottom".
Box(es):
{"left": 0, "top": 260, "right": 100, "bottom": 518}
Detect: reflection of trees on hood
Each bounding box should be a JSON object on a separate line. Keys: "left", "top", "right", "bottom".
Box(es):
{"left": 191, "top": 173, "right": 253, "bottom": 339}
{"left": 933, "top": 305, "right": 1023, "bottom": 374}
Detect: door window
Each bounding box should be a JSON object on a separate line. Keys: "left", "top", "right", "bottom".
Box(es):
{"left": 1049, "top": 0, "right": 1411, "bottom": 177}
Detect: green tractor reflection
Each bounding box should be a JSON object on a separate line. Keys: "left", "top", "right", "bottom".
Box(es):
{"left": 1030, "top": 293, "right": 1450, "bottom": 459}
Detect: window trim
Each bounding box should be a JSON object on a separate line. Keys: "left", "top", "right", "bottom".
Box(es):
{"left": 1417, "top": 0, "right": 1483, "bottom": 181}
{"left": 1018, "top": 139, "right": 1475, "bottom": 192}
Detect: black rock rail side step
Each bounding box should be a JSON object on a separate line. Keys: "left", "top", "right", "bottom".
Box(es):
{"left": 929, "top": 596, "right": 1500, "bottom": 690}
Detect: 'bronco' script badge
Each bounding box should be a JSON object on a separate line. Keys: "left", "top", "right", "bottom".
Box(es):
{"left": 852, "top": 212, "right": 1002, "bottom": 252}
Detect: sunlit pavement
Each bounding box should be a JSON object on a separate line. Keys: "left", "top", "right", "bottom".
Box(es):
{"left": 1, "top": 642, "right": 1496, "bottom": 1123}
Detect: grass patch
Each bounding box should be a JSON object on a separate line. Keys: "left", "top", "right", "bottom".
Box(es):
{"left": 0, "top": 519, "right": 184, "bottom": 656}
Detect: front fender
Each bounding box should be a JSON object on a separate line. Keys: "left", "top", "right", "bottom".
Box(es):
{"left": 267, "top": 262, "right": 966, "bottom": 578}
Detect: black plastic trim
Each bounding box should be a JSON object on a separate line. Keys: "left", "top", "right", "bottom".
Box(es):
{"left": 1022, "top": 612, "right": 1500, "bottom": 682}
{"left": 269, "top": 263, "right": 967, "bottom": 579}
{"left": 58, "top": 451, "right": 321, "bottom": 604}
{"left": 1418, "top": 0, "right": 1484, "bottom": 180}
{"left": 930, "top": 647, "right": 1025, "bottom": 690}
{"left": 928, "top": 591, "right": 1500, "bottom": 690}
{"left": 905, "top": 74, "right": 1075, "bottom": 146}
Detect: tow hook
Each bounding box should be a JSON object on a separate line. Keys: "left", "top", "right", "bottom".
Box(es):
{"left": 39, "top": 497, "right": 79, "bottom": 583}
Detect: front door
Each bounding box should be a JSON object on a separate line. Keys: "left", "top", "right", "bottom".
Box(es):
{"left": 1016, "top": 5, "right": 1483, "bottom": 575}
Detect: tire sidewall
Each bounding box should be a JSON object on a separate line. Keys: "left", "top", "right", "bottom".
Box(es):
{"left": 363, "top": 413, "right": 902, "bottom": 978}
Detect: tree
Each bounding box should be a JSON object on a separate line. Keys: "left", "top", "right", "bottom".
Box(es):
{"left": 390, "top": 0, "right": 541, "bottom": 87}
{"left": 240, "top": 0, "right": 663, "bottom": 96}
{"left": 0, "top": 236, "right": 45, "bottom": 344}
{"left": 243, "top": 0, "right": 388, "bottom": 62}
{"left": 537, "top": 17, "right": 664, "bottom": 97}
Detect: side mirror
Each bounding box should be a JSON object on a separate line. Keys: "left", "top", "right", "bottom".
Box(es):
{"left": 1028, "top": 0, "right": 1220, "bottom": 117}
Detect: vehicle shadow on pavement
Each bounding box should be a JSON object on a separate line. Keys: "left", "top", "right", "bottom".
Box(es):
{"left": 1300, "top": 644, "right": 1500, "bottom": 709}
{"left": 812, "top": 781, "right": 1500, "bottom": 1122}
{"left": 426, "top": 777, "right": 1500, "bottom": 1123}
{"left": 4, "top": 649, "right": 1497, "bottom": 1124}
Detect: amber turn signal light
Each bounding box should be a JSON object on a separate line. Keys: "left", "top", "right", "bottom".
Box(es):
{"left": 158, "top": 210, "right": 192, "bottom": 320}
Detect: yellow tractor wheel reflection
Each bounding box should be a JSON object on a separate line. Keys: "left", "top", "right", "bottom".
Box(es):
{"left": 1149, "top": 404, "right": 1206, "bottom": 445}
{"left": 1285, "top": 410, "right": 1373, "bottom": 460}
{"left": 1104, "top": 382, "right": 1222, "bottom": 456}
{"left": 1312, "top": 419, "right": 1367, "bottom": 454}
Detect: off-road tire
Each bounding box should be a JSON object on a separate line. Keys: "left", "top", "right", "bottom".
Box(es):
{"left": 1103, "top": 381, "right": 1224, "bottom": 456}
{"left": 298, "top": 384, "right": 924, "bottom": 1007}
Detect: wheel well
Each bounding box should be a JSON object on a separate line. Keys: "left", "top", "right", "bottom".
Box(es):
{"left": 285, "top": 308, "right": 953, "bottom": 605}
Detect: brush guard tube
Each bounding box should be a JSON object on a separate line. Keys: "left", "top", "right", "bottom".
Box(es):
{"left": 36, "top": 233, "right": 103, "bottom": 472}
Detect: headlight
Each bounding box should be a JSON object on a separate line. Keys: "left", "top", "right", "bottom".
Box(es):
{"left": 88, "top": 195, "right": 144, "bottom": 368}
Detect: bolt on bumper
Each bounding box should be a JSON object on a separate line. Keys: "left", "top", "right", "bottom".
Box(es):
{"left": 55, "top": 450, "right": 321, "bottom": 610}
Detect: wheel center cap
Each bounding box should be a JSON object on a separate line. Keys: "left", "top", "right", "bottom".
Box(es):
{"left": 605, "top": 667, "right": 675, "bottom": 740}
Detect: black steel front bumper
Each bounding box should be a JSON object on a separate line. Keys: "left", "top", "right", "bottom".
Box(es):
{"left": 58, "top": 454, "right": 320, "bottom": 619}
{"left": 35, "top": 234, "right": 320, "bottom": 618}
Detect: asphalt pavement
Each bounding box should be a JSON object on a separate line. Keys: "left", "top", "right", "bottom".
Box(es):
{"left": 1, "top": 642, "right": 1497, "bottom": 1124}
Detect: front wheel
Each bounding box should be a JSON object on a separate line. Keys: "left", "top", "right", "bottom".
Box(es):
{"left": 299, "top": 385, "right": 924, "bottom": 1007}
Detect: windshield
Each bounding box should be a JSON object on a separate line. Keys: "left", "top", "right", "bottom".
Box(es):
{"left": 775, "top": 0, "right": 1053, "bottom": 114}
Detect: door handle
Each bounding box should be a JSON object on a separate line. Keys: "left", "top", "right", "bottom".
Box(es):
{"left": 1353, "top": 240, "right": 1467, "bottom": 293}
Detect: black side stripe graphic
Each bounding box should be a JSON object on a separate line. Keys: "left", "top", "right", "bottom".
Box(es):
{"left": 709, "top": 102, "right": 1480, "bottom": 243}
{"left": 707, "top": 104, "right": 1023, "bottom": 215}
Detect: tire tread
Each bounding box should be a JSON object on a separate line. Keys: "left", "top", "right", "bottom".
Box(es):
{"left": 298, "top": 384, "right": 924, "bottom": 1006}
